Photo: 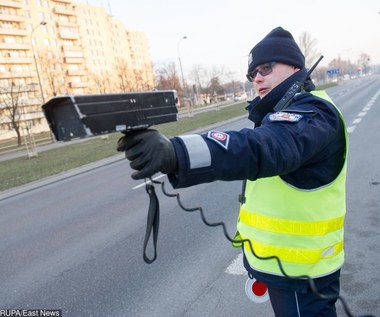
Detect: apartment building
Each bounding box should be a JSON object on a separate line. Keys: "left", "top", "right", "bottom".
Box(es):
{"left": 0, "top": 0, "right": 154, "bottom": 140}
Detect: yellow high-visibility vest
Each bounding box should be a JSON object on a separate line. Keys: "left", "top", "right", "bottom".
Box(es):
{"left": 235, "top": 90, "right": 348, "bottom": 277}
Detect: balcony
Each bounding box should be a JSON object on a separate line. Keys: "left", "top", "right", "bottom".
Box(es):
{"left": 62, "top": 45, "right": 82, "bottom": 52}
{"left": 0, "top": 57, "right": 33, "bottom": 64}
{"left": 51, "top": 0, "right": 72, "bottom": 3}
{"left": 0, "top": 42, "right": 30, "bottom": 50}
{"left": 66, "top": 69, "right": 86, "bottom": 76}
{"left": 0, "top": 13, "right": 24, "bottom": 22}
{"left": 58, "top": 30, "right": 79, "bottom": 40}
{"left": 64, "top": 57, "right": 84, "bottom": 64}
{"left": 62, "top": 50, "right": 83, "bottom": 58}
{"left": 56, "top": 20, "right": 77, "bottom": 28}
{"left": 0, "top": 27, "right": 28, "bottom": 36}
{"left": 0, "top": 0, "right": 24, "bottom": 8}
{"left": 69, "top": 81, "right": 88, "bottom": 88}
{"left": 0, "top": 71, "right": 35, "bottom": 79}
{"left": 22, "top": 112, "right": 45, "bottom": 120}
{"left": 53, "top": 6, "right": 76, "bottom": 16}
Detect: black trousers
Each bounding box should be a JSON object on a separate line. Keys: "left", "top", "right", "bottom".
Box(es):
{"left": 267, "top": 277, "right": 340, "bottom": 317}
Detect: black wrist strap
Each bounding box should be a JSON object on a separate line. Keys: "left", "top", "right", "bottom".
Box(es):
{"left": 143, "top": 183, "right": 160, "bottom": 264}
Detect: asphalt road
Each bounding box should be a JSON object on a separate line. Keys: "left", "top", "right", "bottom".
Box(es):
{"left": 1, "top": 75, "right": 380, "bottom": 317}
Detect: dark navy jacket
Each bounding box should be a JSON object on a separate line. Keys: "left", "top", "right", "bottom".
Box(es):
{"left": 169, "top": 92, "right": 345, "bottom": 191}
{"left": 167, "top": 72, "right": 346, "bottom": 291}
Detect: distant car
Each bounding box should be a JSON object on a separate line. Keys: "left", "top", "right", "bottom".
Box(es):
{"left": 234, "top": 94, "right": 247, "bottom": 101}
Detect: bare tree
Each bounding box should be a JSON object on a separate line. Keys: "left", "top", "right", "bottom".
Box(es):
{"left": 114, "top": 58, "right": 154, "bottom": 92}
{"left": 0, "top": 83, "right": 26, "bottom": 146}
{"left": 298, "top": 32, "right": 321, "bottom": 68}
{"left": 188, "top": 64, "right": 206, "bottom": 97}
{"left": 188, "top": 64, "right": 225, "bottom": 103}
{"left": 114, "top": 58, "right": 137, "bottom": 92}
{"left": 209, "top": 76, "right": 225, "bottom": 101}
{"left": 312, "top": 65, "right": 328, "bottom": 84}
{"left": 224, "top": 71, "right": 245, "bottom": 97}
{"left": 132, "top": 69, "right": 146, "bottom": 91}
{"left": 88, "top": 70, "right": 112, "bottom": 94}
{"left": 357, "top": 53, "right": 371, "bottom": 75}
{"left": 38, "top": 50, "right": 67, "bottom": 97}
{"left": 154, "top": 61, "right": 181, "bottom": 92}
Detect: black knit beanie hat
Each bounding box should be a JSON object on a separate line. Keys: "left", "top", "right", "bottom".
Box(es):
{"left": 247, "top": 27, "right": 305, "bottom": 74}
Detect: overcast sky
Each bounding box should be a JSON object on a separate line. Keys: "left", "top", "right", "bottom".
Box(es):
{"left": 78, "top": 0, "right": 380, "bottom": 80}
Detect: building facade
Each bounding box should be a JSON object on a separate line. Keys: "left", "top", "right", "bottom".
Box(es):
{"left": 0, "top": 0, "right": 154, "bottom": 140}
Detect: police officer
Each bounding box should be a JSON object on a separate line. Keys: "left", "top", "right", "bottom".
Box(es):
{"left": 117, "top": 26, "right": 348, "bottom": 317}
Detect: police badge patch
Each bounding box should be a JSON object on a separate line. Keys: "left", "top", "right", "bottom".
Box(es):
{"left": 269, "top": 111, "right": 303, "bottom": 122}
{"left": 207, "top": 131, "right": 230, "bottom": 150}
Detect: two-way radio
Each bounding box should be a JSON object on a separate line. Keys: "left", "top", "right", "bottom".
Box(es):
{"left": 273, "top": 55, "right": 324, "bottom": 112}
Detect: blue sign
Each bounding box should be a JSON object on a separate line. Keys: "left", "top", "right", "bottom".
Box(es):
{"left": 326, "top": 69, "right": 340, "bottom": 76}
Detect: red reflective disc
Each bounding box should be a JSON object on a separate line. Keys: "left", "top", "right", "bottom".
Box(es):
{"left": 252, "top": 281, "right": 267, "bottom": 296}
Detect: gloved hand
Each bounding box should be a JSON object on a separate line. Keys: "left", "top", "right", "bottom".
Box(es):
{"left": 117, "top": 129, "right": 177, "bottom": 180}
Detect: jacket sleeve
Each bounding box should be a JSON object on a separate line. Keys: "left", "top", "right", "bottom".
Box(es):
{"left": 168, "top": 100, "right": 344, "bottom": 189}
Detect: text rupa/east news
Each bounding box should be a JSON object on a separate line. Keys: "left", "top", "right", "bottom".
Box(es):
{"left": 0, "top": 310, "right": 62, "bottom": 317}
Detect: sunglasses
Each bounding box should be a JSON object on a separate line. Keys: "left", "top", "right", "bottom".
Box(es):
{"left": 246, "top": 62, "right": 277, "bottom": 82}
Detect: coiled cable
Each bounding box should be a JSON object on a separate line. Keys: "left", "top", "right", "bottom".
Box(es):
{"left": 144, "top": 178, "right": 375, "bottom": 317}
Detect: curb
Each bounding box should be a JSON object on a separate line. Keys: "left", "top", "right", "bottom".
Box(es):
{"left": 0, "top": 154, "right": 125, "bottom": 201}
{"left": 0, "top": 115, "right": 248, "bottom": 201}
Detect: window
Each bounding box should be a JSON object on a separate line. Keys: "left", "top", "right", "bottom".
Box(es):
{"left": 4, "top": 37, "right": 16, "bottom": 43}
{"left": 2, "top": 22, "right": 13, "bottom": 29}
{"left": 63, "top": 40, "right": 74, "bottom": 46}
{"left": 10, "top": 51, "right": 19, "bottom": 57}
{"left": 0, "top": 79, "right": 10, "bottom": 86}
{"left": 11, "top": 65, "right": 22, "bottom": 72}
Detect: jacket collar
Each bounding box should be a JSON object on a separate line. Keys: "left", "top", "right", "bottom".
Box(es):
{"left": 246, "top": 68, "right": 315, "bottom": 127}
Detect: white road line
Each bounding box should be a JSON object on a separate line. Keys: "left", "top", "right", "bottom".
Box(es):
{"left": 352, "top": 118, "right": 362, "bottom": 124}
{"left": 347, "top": 88, "right": 380, "bottom": 134}
{"left": 225, "top": 252, "right": 246, "bottom": 275}
{"left": 132, "top": 174, "right": 166, "bottom": 190}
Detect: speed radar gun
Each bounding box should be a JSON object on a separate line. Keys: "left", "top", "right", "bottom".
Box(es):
{"left": 42, "top": 90, "right": 178, "bottom": 141}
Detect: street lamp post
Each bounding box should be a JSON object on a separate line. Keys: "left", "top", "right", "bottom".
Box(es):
{"left": 30, "top": 21, "right": 55, "bottom": 143}
{"left": 30, "top": 21, "right": 47, "bottom": 104}
{"left": 177, "top": 36, "right": 192, "bottom": 116}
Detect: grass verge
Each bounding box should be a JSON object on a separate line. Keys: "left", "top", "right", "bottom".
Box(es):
{"left": 1, "top": 103, "right": 247, "bottom": 192}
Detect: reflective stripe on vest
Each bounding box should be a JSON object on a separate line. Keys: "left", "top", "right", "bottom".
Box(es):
{"left": 235, "top": 90, "right": 348, "bottom": 277}
{"left": 241, "top": 235, "right": 344, "bottom": 264}
{"left": 239, "top": 209, "right": 345, "bottom": 236}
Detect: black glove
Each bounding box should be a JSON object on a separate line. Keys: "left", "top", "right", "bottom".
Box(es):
{"left": 117, "top": 129, "right": 177, "bottom": 180}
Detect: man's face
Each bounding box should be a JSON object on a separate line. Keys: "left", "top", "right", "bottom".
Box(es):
{"left": 252, "top": 63, "right": 300, "bottom": 98}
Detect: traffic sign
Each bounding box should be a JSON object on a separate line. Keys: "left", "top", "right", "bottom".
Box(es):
{"left": 326, "top": 69, "right": 340, "bottom": 76}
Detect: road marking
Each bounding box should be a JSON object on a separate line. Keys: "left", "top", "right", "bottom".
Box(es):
{"left": 347, "top": 88, "right": 380, "bottom": 134}
{"left": 132, "top": 174, "right": 166, "bottom": 190}
{"left": 225, "top": 252, "right": 246, "bottom": 275}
